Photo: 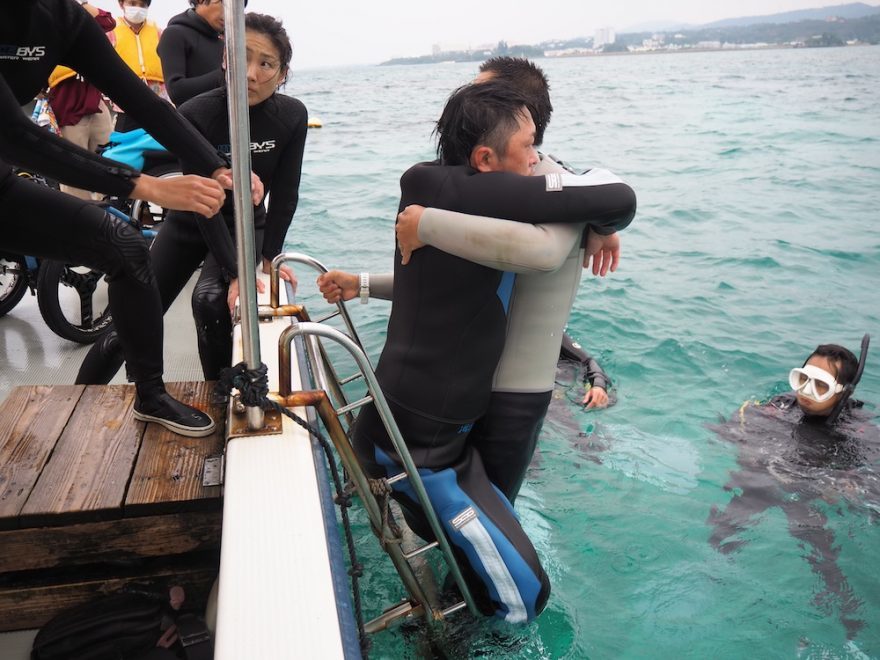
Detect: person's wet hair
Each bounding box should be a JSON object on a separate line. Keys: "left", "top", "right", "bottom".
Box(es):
{"left": 479, "top": 56, "right": 552, "bottom": 146}
{"left": 190, "top": 0, "right": 249, "bottom": 7}
{"left": 435, "top": 82, "right": 536, "bottom": 166}
{"left": 245, "top": 12, "right": 292, "bottom": 72}
{"left": 807, "top": 344, "right": 859, "bottom": 384}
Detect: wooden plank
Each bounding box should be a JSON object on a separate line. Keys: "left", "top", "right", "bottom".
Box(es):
{"left": 20, "top": 385, "right": 141, "bottom": 526}
{"left": 0, "top": 385, "right": 84, "bottom": 529}
{"left": 125, "top": 381, "right": 225, "bottom": 514}
{"left": 0, "top": 561, "right": 219, "bottom": 632}
{"left": 0, "top": 510, "right": 221, "bottom": 573}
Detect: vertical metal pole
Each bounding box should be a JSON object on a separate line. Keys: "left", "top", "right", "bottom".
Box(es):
{"left": 224, "top": 0, "right": 263, "bottom": 430}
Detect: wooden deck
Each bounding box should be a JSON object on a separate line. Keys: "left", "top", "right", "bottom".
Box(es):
{"left": 0, "top": 382, "right": 225, "bottom": 632}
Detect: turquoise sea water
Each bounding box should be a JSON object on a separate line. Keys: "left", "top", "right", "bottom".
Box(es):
{"left": 285, "top": 46, "right": 880, "bottom": 659}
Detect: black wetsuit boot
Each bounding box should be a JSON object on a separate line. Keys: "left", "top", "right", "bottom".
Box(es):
{"left": 134, "top": 377, "right": 215, "bottom": 437}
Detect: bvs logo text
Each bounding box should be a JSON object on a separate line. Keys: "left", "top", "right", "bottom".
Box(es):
{"left": 0, "top": 45, "right": 47, "bottom": 59}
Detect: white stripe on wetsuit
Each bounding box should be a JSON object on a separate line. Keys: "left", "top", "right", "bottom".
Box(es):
{"left": 544, "top": 167, "right": 624, "bottom": 191}
{"left": 457, "top": 513, "right": 528, "bottom": 624}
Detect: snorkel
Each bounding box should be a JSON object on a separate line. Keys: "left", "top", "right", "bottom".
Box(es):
{"left": 826, "top": 333, "right": 870, "bottom": 424}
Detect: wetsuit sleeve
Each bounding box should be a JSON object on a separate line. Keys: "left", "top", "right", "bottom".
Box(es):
{"left": 262, "top": 105, "right": 308, "bottom": 261}
{"left": 370, "top": 272, "right": 394, "bottom": 300}
{"left": 417, "top": 207, "right": 581, "bottom": 273}
{"left": 195, "top": 212, "right": 238, "bottom": 279}
{"left": 0, "top": 73, "right": 138, "bottom": 197}
{"left": 403, "top": 164, "right": 636, "bottom": 235}
{"left": 157, "top": 26, "right": 225, "bottom": 107}
{"left": 63, "top": 13, "right": 227, "bottom": 176}
{"left": 582, "top": 351, "right": 610, "bottom": 390}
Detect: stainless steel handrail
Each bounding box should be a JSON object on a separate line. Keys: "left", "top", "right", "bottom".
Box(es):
{"left": 278, "top": 321, "right": 479, "bottom": 616}
{"left": 223, "top": 0, "right": 262, "bottom": 431}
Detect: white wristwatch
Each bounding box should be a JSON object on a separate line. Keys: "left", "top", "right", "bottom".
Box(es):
{"left": 358, "top": 272, "right": 369, "bottom": 304}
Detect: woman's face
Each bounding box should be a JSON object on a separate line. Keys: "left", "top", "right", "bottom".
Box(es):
{"left": 795, "top": 354, "right": 843, "bottom": 416}
{"left": 245, "top": 30, "right": 286, "bottom": 106}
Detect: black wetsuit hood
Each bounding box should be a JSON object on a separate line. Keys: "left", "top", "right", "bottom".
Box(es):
{"left": 166, "top": 9, "right": 219, "bottom": 38}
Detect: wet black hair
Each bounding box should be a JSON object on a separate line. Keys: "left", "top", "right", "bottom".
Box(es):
{"left": 244, "top": 12, "right": 292, "bottom": 72}
{"left": 190, "top": 0, "right": 249, "bottom": 8}
{"left": 806, "top": 344, "right": 859, "bottom": 385}
{"left": 435, "top": 82, "right": 536, "bottom": 167}
{"left": 479, "top": 56, "right": 552, "bottom": 146}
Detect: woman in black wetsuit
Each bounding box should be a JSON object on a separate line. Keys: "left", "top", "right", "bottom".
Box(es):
{"left": 0, "top": 0, "right": 234, "bottom": 436}
{"left": 78, "top": 12, "right": 308, "bottom": 383}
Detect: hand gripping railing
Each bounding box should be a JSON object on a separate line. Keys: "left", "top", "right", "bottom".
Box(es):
{"left": 276, "top": 321, "right": 478, "bottom": 627}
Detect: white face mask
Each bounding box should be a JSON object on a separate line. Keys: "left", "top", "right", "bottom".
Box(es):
{"left": 123, "top": 5, "right": 148, "bottom": 24}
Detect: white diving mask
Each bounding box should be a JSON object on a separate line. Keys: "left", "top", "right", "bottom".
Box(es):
{"left": 789, "top": 365, "right": 844, "bottom": 403}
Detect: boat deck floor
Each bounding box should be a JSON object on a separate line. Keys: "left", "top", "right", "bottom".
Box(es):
{"left": 0, "top": 381, "right": 225, "bottom": 632}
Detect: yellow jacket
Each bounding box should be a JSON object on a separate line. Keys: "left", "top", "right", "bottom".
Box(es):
{"left": 112, "top": 20, "right": 163, "bottom": 83}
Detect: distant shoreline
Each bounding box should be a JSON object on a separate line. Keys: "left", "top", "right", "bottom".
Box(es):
{"left": 379, "top": 42, "right": 875, "bottom": 66}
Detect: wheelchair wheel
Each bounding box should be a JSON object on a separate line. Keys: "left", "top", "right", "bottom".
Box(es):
{"left": 0, "top": 256, "right": 29, "bottom": 318}
{"left": 36, "top": 260, "right": 113, "bottom": 343}
{"left": 129, "top": 163, "right": 181, "bottom": 242}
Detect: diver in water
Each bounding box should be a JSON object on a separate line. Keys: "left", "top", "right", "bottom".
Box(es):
{"left": 708, "top": 336, "right": 876, "bottom": 639}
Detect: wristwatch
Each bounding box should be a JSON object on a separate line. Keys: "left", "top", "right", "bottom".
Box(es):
{"left": 358, "top": 272, "right": 369, "bottom": 304}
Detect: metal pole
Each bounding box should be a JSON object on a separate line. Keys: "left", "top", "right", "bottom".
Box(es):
{"left": 223, "top": 0, "right": 263, "bottom": 430}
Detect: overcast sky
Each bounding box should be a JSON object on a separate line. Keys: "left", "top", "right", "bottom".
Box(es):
{"left": 93, "top": 0, "right": 877, "bottom": 69}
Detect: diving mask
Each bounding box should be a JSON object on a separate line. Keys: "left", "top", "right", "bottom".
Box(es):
{"left": 789, "top": 365, "right": 844, "bottom": 403}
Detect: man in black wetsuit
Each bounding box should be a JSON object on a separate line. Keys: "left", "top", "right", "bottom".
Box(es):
{"left": 158, "top": 0, "right": 231, "bottom": 107}
{"left": 321, "top": 57, "right": 620, "bottom": 504}
{"left": 352, "top": 82, "right": 636, "bottom": 623}
{"left": 0, "top": 0, "right": 233, "bottom": 436}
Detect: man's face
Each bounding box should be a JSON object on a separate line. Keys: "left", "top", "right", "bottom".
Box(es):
{"left": 496, "top": 110, "right": 538, "bottom": 176}
{"left": 197, "top": 0, "right": 225, "bottom": 33}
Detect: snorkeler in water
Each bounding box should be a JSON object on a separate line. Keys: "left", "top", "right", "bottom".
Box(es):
{"left": 707, "top": 335, "right": 876, "bottom": 639}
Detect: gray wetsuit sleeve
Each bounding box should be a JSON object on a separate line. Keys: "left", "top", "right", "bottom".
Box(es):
{"left": 417, "top": 208, "right": 580, "bottom": 273}
{"left": 415, "top": 155, "right": 581, "bottom": 273}
{"left": 370, "top": 272, "right": 394, "bottom": 300}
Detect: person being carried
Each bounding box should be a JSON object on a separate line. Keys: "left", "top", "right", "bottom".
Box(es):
{"left": 158, "top": 0, "right": 231, "bottom": 107}
{"left": 346, "top": 81, "right": 635, "bottom": 624}
{"left": 77, "top": 12, "right": 306, "bottom": 385}
{"left": 0, "top": 0, "right": 260, "bottom": 437}
{"left": 319, "top": 57, "right": 618, "bottom": 503}
{"left": 708, "top": 336, "right": 876, "bottom": 638}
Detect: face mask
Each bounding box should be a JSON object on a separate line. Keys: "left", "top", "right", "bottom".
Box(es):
{"left": 124, "top": 6, "right": 148, "bottom": 24}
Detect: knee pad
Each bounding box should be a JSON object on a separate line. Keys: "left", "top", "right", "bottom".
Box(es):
{"left": 191, "top": 277, "right": 227, "bottom": 324}
{"left": 88, "top": 210, "right": 153, "bottom": 287}
{"left": 374, "top": 446, "right": 550, "bottom": 623}
{"left": 75, "top": 329, "right": 125, "bottom": 384}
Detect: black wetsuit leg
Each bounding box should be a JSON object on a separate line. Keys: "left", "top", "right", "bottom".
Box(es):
{"left": 76, "top": 210, "right": 208, "bottom": 384}
{"left": 469, "top": 390, "right": 552, "bottom": 504}
{"left": 2, "top": 175, "right": 162, "bottom": 382}
{"left": 190, "top": 229, "right": 263, "bottom": 380}
{"left": 362, "top": 416, "right": 551, "bottom": 622}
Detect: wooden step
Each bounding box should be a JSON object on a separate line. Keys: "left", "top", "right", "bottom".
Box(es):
{"left": 0, "top": 382, "right": 225, "bottom": 632}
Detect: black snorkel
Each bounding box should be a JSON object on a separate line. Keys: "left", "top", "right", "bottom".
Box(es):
{"left": 827, "top": 333, "right": 870, "bottom": 424}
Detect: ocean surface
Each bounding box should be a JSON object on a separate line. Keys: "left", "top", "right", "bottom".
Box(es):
{"left": 284, "top": 46, "right": 880, "bottom": 659}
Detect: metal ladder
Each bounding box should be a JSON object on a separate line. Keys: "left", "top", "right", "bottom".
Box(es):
{"left": 259, "top": 253, "right": 479, "bottom": 633}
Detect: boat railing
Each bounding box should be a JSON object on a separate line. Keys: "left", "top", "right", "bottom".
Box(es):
{"left": 264, "top": 253, "right": 480, "bottom": 631}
